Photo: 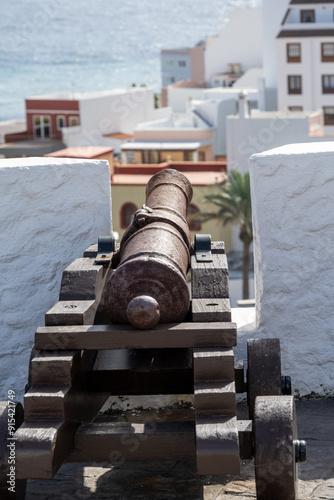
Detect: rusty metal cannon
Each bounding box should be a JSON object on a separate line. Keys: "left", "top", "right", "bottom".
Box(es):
{"left": 104, "top": 168, "right": 192, "bottom": 329}
{"left": 0, "top": 168, "right": 306, "bottom": 500}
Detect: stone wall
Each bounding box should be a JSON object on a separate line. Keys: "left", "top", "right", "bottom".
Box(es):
{"left": 0, "top": 157, "right": 112, "bottom": 400}
{"left": 249, "top": 142, "right": 334, "bottom": 396}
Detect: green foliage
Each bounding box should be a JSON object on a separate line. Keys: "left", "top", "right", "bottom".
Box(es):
{"left": 202, "top": 170, "right": 253, "bottom": 244}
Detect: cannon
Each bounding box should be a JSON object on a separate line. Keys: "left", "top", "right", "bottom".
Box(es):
{"left": 0, "top": 169, "right": 305, "bottom": 499}
{"left": 104, "top": 169, "right": 193, "bottom": 329}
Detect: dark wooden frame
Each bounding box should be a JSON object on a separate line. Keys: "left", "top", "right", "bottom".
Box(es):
{"left": 322, "top": 75, "right": 334, "bottom": 94}
{"left": 300, "top": 9, "right": 315, "bottom": 23}
{"left": 288, "top": 75, "right": 302, "bottom": 94}
{"left": 323, "top": 106, "right": 334, "bottom": 126}
{"left": 321, "top": 43, "right": 334, "bottom": 62}
{"left": 287, "top": 43, "right": 301, "bottom": 63}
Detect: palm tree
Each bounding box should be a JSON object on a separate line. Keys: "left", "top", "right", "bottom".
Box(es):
{"left": 201, "top": 170, "right": 253, "bottom": 300}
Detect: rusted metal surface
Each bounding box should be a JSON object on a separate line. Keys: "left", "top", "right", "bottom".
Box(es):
{"left": 104, "top": 169, "right": 193, "bottom": 328}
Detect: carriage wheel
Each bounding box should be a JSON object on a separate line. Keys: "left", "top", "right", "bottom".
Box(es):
{"left": 0, "top": 402, "right": 26, "bottom": 499}
{"left": 254, "top": 396, "right": 305, "bottom": 500}
{"left": 247, "top": 338, "right": 282, "bottom": 419}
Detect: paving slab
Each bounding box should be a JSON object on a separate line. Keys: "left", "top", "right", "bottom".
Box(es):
{"left": 25, "top": 399, "right": 334, "bottom": 500}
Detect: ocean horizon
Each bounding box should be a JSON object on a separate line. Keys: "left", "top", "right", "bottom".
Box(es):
{"left": 0, "top": 0, "right": 261, "bottom": 121}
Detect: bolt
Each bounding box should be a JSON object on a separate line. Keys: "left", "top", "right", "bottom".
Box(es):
{"left": 294, "top": 440, "right": 307, "bottom": 463}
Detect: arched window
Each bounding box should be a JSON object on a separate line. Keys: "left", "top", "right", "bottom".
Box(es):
{"left": 120, "top": 202, "right": 137, "bottom": 229}
{"left": 187, "top": 203, "right": 202, "bottom": 231}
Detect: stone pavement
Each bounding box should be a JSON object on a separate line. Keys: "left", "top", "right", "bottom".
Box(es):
{"left": 26, "top": 399, "right": 334, "bottom": 500}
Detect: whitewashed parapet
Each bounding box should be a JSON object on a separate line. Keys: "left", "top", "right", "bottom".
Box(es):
{"left": 249, "top": 142, "right": 334, "bottom": 397}
{"left": 0, "top": 157, "right": 112, "bottom": 400}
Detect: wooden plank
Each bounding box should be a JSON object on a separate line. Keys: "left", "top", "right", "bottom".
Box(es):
{"left": 69, "top": 421, "right": 196, "bottom": 463}
{"left": 237, "top": 420, "right": 253, "bottom": 459}
{"left": 35, "top": 322, "right": 237, "bottom": 350}
{"left": 24, "top": 386, "right": 110, "bottom": 422}
{"left": 83, "top": 244, "right": 98, "bottom": 258}
{"left": 191, "top": 241, "right": 229, "bottom": 301}
{"left": 194, "top": 381, "right": 236, "bottom": 416}
{"left": 92, "top": 348, "right": 193, "bottom": 394}
{"left": 192, "top": 298, "right": 231, "bottom": 322}
{"left": 247, "top": 338, "right": 282, "bottom": 419}
{"left": 31, "top": 351, "right": 81, "bottom": 386}
{"left": 59, "top": 258, "right": 111, "bottom": 301}
{"left": 193, "top": 347, "right": 234, "bottom": 381}
{"left": 16, "top": 420, "right": 77, "bottom": 479}
{"left": 45, "top": 300, "right": 96, "bottom": 326}
{"left": 195, "top": 415, "right": 240, "bottom": 475}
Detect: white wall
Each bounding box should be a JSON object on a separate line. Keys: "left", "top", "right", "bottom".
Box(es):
{"left": 79, "top": 88, "right": 155, "bottom": 138}
{"left": 0, "top": 157, "right": 112, "bottom": 400}
{"left": 168, "top": 87, "right": 206, "bottom": 114}
{"left": 205, "top": 8, "right": 263, "bottom": 82}
{"left": 226, "top": 110, "right": 327, "bottom": 174}
{"left": 161, "top": 51, "right": 191, "bottom": 87}
{"left": 249, "top": 142, "right": 334, "bottom": 397}
{"left": 193, "top": 98, "right": 237, "bottom": 156}
{"left": 262, "top": 0, "right": 290, "bottom": 90}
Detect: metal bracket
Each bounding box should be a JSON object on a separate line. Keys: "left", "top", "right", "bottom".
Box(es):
{"left": 194, "top": 234, "right": 212, "bottom": 262}
{"left": 95, "top": 235, "right": 114, "bottom": 266}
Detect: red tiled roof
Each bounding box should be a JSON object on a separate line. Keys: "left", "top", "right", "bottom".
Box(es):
{"left": 104, "top": 132, "right": 133, "bottom": 140}
{"left": 115, "top": 161, "right": 226, "bottom": 175}
{"left": 111, "top": 171, "right": 226, "bottom": 186}
{"left": 45, "top": 146, "right": 114, "bottom": 159}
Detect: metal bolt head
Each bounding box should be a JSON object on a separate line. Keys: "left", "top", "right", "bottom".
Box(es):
{"left": 294, "top": 440, "right": 307, "bottom": 463}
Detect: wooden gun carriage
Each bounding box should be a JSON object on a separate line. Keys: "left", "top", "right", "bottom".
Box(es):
{"left": 0, "top": 169, "right": 305, "bottom": 499}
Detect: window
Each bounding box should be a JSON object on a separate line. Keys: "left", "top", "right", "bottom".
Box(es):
{"left": 184, "top": 151, "right": 193, "bottom": 161}
{"left": 69, "top": 116, "right": 79, "bottom": 127}
{"left": 33, "top": 115, "right": 51, "bottom": 139}
{"left": 300, "top": 10, "right": 315, "bottom": 23}
{"left": 199, "top": 151, "right": 206, "bottom": 161}
{"left": 287, "top": 43, "right": 301, "bottom": 63}
{"left": 56, "top": 115, "right": 65, "bottom": 130}
{"left": 323, "top": 107, "right": 334, "bottom": 125}
{"left": 322, "top": 43, "right": 334, "bottom": 62}
{"left": 142, "top": 150, "right": 160, "bottom": 163}
{"left": 288, "top": 75, "right": 302, "bottom": 94}
{"left": 322, "top": 75, "right": 334, "bottom": 93}
{"left": 178, "top": 60, "right": 186, "bottom": 67}
{"left": 289, "top": 106, "right": 303, "bottom": 112}
{"left": 165, "top": 59, "right": 174, "bottom": 66}
{"left": 187, "top": 203, "right": 201, "bottom": 231}
{"left": 120, "top": 202, "right": 137, "bottom": 229}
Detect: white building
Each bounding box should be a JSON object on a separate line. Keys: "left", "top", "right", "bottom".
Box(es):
{"left": 227, "top": 94, "right": 326, "bottom": 174}
{"left": 161, "top": 45, "right": 205, "bottom": 87}
{"left": 277, "top": 0, "right": 334, "bottom": 134}
{"left": 205, "top": 7, "right": 263, "bottom": 86}
{"left": 59, "top": 88, "right": 170, "bottom": 154}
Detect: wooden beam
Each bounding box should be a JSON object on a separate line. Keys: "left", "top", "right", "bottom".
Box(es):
{"left": 193, "top": 348, "right": 234, "bottom": 381}
{"left": 24, "top": 386, "right": 109, "bottom": 422}
{"left": 192, "top": 298, "right": 231, "bottom": 322}
{"left": 59, "top": 258, "right": 111, "bottom": 302}
{"left": 195, "top": 415, "right": 240, "bottom": 475}
{"left": 191, "top": 242, "right": 229, "bottom": 301}
{"left": 31, "top": 351, "right": 81, "bottom": 386}
{"left": 16, "top": 420, "right": 77, "bottom": 479}
{"left": 45, "top": 300, "right": 96, "bottom": 326}
{"left": 35, "top": 322, "right": 237, "bottom": 350}
{"left": 194, "top": 381, "right": 236, "bottom": 416}
{"left": 69, "top": 421, "right": 196, "bottom": 463}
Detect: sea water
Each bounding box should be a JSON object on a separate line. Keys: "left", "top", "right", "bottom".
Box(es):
{"left": 0, "top": 0, "right": 261, "bottom": 121}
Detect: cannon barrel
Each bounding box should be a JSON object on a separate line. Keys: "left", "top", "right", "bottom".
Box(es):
{"left": 104, "top": 169, "right": 193, "bottom": 329}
